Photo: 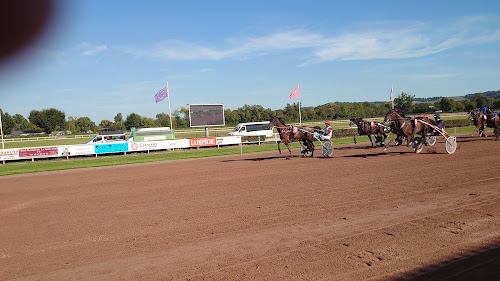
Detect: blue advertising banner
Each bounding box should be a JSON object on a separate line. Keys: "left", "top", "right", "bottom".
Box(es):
{"left": 95, "top": 143, "right": 129, "bottom": 154}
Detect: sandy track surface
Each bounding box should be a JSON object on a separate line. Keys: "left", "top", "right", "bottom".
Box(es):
{"left": 1, "top": 135, "right": 499, "bottom": 280}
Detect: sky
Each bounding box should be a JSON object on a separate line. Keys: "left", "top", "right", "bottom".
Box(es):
{"left": 1, "top": 0, "right": 500, "bottom": 123}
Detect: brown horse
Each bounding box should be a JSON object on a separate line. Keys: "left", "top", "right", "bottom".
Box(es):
{"left": 349, "top": 117, "right": 388, "bottom": 147}
{"left": 470, "top": 109, "right": 499, "bottom": 139}
{"left": 383, "top": 109, "right": 430, "bottom": 152}
{"left": 268, "top": 117, "right": 316, "bottom": 157}
{"left": 468, "top": 110, "right": 486, "bottom": 137}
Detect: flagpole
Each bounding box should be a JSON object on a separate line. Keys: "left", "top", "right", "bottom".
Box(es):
{"left": 391, "top": 84, "right": 394, "bottom": 109}
{"left": 0, "top": 109, "right": 5, "bottom": 151}
{"left": 166, "top": 81, "right": 174, "bottom": 138}
{"left": 298, "top": 83, "right": 302, "bottom": 126}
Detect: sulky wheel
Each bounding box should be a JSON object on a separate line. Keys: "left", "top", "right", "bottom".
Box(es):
{"left": 426, "top": 135, "right": 436, "bottom": 146}
{"left": 412, "top": 137, "right": 424, "bottom": 153}
{"left": 321, "top": 141, "right": 334, "bottom": 157}
{"left": 445, "top": 136, "right": 457, "bottom": 154}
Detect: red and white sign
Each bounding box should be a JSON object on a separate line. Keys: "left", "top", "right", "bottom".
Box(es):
{"left": 0, "top": 149, "right": 19, "bottom": 160}
{"left": 19, "top": 147, "right": 58, "bottom": 158}
{"left": 129, "top": 142, "right": 158, "bottom": 151}
{"left": 189, "top": 138, "right": 217, "bottom": 147}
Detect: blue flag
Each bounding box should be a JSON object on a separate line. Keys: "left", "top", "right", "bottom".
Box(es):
{"left": 154, "top": 86, "right": 168, "bottom": 103}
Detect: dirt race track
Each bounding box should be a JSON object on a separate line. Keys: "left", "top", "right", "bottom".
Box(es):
{"left": 1, "top": 134, "right": 499, "bottom": 280}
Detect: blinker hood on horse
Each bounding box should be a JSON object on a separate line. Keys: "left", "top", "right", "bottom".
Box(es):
{"left": 383, "top": 109, "right": 431, "bottom": 152}
{"left": 268, "top": 117, "right": 318, "bottom": 158}
{"left": 349, "top": 117, "right": 388, "bottom": 147}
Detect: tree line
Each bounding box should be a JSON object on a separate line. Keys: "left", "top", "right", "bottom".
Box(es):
{"left": 1, "top": 92, "right": 498, "bottom": 135}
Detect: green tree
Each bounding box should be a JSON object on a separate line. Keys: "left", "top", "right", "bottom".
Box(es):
{"left": 67, "top": 116, "right": 77, "bottom": 133}
{"left": 155, "top": 113, "right": 171, "bottom": 127}
{"left": 394, "top": 92, "right": 414, "bottom": 115}
{"left": 283, "top": 103, "right": 300, "bottom": 122}
{"left": 493, "top": 99, "right": 500, "bottom": 110}
{"left": 464, "top": 100, "right": 476, "bottom": 111}
{"left": 12, "top": 114, "right": 31, "bottom": 131}
{"left": 473, "top": 94, "right": 492, "bottom": 108}
{"left": 28, "top": 108, "right": 66, "bottom": 134}
{"left": 112, "top": 113, "right": 126, "bottom": 131}
{"left": 124, "top": 113, "right": 142, "bottom": 130}
{"left": 99, "top": 120, "right": 113, "bottom": 129}
{"left": 0, "top": 110, "right": 16, "bottom": 135}
{"left": 140, "top": 116, "right": 155, "bottom": 128}
{"left": 412, "top": 102, "right": 432, "bottom": 114}
{"left": 439, "top": 97, "right": 456, "bottom": 112}
{"left": 74, "top": 117, "right": 96, "bottom": 133}
{"left": 114, "top": 113, "right": 123, "bottom": 123}
{"left": 172, "top": 107, "right": 189, "bottom": 128}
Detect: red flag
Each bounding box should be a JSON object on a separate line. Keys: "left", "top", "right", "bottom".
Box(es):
{"left": 390, "top": 85, "right": 393, "bottom": 101}
{"left": 288, "top": 85, "right": 300, "bottom": 99}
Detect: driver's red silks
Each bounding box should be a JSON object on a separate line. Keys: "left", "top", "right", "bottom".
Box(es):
{"left": 370, "top": 122, "right": 374, "bottom": 127}
{"left": 415, "top": 119, "right": 418, "bottom": 126}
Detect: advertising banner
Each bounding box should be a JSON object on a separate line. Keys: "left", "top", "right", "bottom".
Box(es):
{"left": 156, "top": 139, "right": 190, "bottom": 150}
{"left": 129, "top": 141, "right": 159, "bottom": 152}
{"left": 0, "top": 149, "right": 20, "bottom": 160}
{"left": 189, "top": 138, "right": 217, "bottom": 147}
{"left": 19, "top": 147, "right": 58, "bottom": 158}
{"left": 95, "top": 143, "right": 129, "bottom": 154}
{"left": 216, "top": 136, "right": 241, "bottom": 146}
{"left": 58, "top": 145, "right": 95, "bottom": 156}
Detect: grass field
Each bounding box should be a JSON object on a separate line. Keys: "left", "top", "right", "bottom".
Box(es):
{"left": 0, "top": 125, "right": 487, "bottom": 176}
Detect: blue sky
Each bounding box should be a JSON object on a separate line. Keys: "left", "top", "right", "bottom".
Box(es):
{"left": 1, "top": 0, "right": 499, "bottom": 123}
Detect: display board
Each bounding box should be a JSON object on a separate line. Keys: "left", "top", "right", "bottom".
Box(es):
{"left": 188, "top": 104, "right": 225, "bottom": 127}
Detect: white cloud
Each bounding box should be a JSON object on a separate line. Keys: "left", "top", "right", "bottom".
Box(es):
{"left": 123, "top": 18, "right": 500, "bottom": 64}
{"left": 78, "top": 43, "right": 108, "bottom": 56}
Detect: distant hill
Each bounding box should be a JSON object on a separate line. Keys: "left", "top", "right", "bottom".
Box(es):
{"left": 463, "top": 90, "right": 500, "bottom": 100}
{"left": 414, "top": 90, "right": 500, "bottom": 103}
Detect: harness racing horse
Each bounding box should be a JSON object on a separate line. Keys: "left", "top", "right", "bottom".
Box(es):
{"left": 350, "top": 117, "right": 388, "bottom": 147}
{"left": 268, "top": 117, "right": 316, "bottom": 157}
{"left": 483, "top": 108, "right": 500, "bottom": 139}
{"left": 383, "top": 109, "right": 430, "bottom": 152}
{"left": 468, "top": 110, "right": 486, "bottom": 137}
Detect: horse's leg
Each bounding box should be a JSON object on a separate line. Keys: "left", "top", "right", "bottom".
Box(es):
{"left": 277, "top": 142, "right": 282, "bottom": 154}
{"left": 420, "top": 126, "right": 427, "bottom": 145}
{"left": 309, "top": 139, "right": 315, "bottom": 157}
{"left": 471, "top": 123, "right": 479, "bottom": 137}
{"left": 384, "top": 133, "right": 396, "bottom": 150}
{"left": 368, "top": 134, "right": 374, "bottom": 147}
{"left": 286, "top": 143, "right": 293, "bottom": 157}
{"left": 354, "top": 133, "right": 357, "bottom": 144}
{"left": 374, "top": 133, "right": 381, "bottom": 146}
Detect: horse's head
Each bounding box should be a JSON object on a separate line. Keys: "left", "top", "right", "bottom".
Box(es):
{"left": 268, "top": 117, "right": 277, "bottom": 130}
{"left": 349, "top": 117, "right": 361, "bottom": 126}
{"left": 349, "top": 117, "right": 356, "bottom": 126}
{"left": 268, "top": 117, "right": 285, "bottom": 130}
{"left": 384, "top": 109, "right": 397, "bottom": 124}
{"left": 468, "top": 110, "right": 479, "bottom": 120}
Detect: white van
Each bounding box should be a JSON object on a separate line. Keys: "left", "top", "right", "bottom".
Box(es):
{"left": 228, "top": 122, "right": 274, "bottom": 137}
{"left": 85, "top": 134, "right": 127, "bottom": 144}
